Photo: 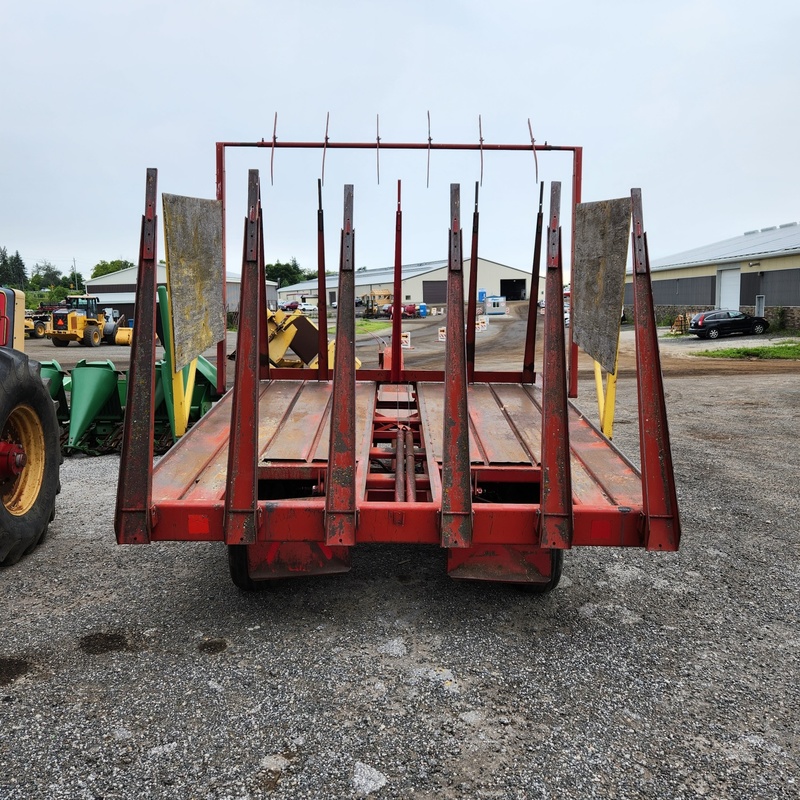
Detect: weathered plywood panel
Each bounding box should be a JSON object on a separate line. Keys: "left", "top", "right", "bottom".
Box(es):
{"left": 162, "top": 194, "right": 225, "bottom": 372}
{"left": 573, "top": 198, "right": 631, "bottom": 374}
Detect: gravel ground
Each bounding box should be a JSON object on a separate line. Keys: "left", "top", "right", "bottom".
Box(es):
{"left": 2, "top": 336, "right": 798, "bottom": 798}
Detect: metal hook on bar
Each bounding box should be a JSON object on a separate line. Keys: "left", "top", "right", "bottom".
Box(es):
{"left": 426, "top": 110, "right": 432, "bottom": 189}
{"left": 376, "top": 114, "right": 381, "bottom": 185}
{"left": 478, "top": 115, "right": 484, "bottom": 187}
{"left": 270, "top": 113, "right": 278, "bottom": 186}
{"left": 527, "top": 117, "right": 539, "bottom": 185}
{"left": 321, "top": 112, "right": 330, "bottom": 187}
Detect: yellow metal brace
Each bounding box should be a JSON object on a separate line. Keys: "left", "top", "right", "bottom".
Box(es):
{"left": 593, "top": 328, "right": 620, "bottom": 439}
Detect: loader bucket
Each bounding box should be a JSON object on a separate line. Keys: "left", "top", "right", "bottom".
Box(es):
{"left": 114, "top": 326, "right": 133, "bottom": 346}
{"left": 66, "top": 360, "right": 121, "bottom": 449}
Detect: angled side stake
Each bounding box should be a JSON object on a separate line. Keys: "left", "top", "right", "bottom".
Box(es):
{"left": 316, "top": 180, "right": 329, "bottom": 379}
{"left": 440, "top": 184, "right": 473, "bottom": 548}
{"left": 523, "top": 181, "right": 545, "bottom": 381}
{"left": 391, "top": 181, "right": 403, "bottom": 382}
{"left": 224, "top": 170, "right": 262, "bottom": 545}
{"left": 325, "top": 185, "right": 357, "bottom": 546}
{"left": 465, "top": 183, "right": 480, "bottom": 383}
{"left": 115, "top": 168, "right": 158, "bottom": 544}
{"left": 631, "top": 189, "right": 681, "bottom": 551}
{"left": 539, "top": 182, "right": 574, "bottom": 549}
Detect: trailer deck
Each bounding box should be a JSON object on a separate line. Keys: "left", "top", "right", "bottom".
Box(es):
{"left": 149, "top": 378, "right": 644, "bottom": 549}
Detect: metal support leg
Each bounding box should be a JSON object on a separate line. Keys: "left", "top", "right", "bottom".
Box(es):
{"left": 441, "top": 184, "right": 473, "bottom": 548}
{"left": 325, "top": 185, "right": 357, "bottom": 546}
{"left": 115, "top": 169, "right": 158, "bottom": 544}
{"left": 539, "top": 182, "right": 574, "bottom": 549}
{"left": 224, "top": 170, "right": 262, "bottom": 545}
{"left": 631, "top": 189, "right": 681, "bottom": 551}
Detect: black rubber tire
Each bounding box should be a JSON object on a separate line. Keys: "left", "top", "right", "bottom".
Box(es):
{"left": 753, "top": 323, "right": 765, "bottom": 335}
{"left": 51, "top": 337, "right": 70, "bottom": 347}
{"left": 84, "top": 327, "right": 101, "bottom": 347}
{"left": 707, "top": 328, "right": 720, "bottom": 340}
{"left": 0, "top": 350, "right": 61, "bottom": 566}
{"left": 32, "top": 321, "right": 47, "bottom": 339}
{"left": 228, "top": 545, "right": 275, "bottom": 591}
{"left": 518, "top": 550, "right": 564, "bottom": 595}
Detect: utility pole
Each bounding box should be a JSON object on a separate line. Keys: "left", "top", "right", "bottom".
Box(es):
{"left": 73, "top": 258, "right": 80, "bottom": 292}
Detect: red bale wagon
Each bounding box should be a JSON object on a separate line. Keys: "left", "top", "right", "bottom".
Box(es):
{"left": 115, "top": 134, "right": 679, "bottom": 592}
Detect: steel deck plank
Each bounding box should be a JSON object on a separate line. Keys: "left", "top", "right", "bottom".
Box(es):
{"left": 313, "top": 381, "right": 376, "bottom": 462}
{"left": 264, "top": 381, "right": 332, "bottom": 462}
{"left": 154, "top": 380, "right": 379, "bottom": 505}
{"left": 157, "top": 380, "right": 307, "bottom": 503}
{"left": 566, "top": 402, "right": 642, "bottom": 507}
{"left": 417, "top": 383, "right": 483, "bottom": 464}
{"left": 152, "top": 390, "right": 234, "bottom": 502}
{"left": 469, "top": 384, "right": 534, "bottom": 464}
{"left": 489, "top": 383, "right": 543, "bottom": 464}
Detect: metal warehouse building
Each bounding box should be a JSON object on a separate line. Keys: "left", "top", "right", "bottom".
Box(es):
{"left": 624, "top": 223, "right": 800, "bottom": 327}
{"left": 278, "top": 258, "right": 537, "bottom": 307}
{"left": 86, "top": 266, "right": 277, "bottom": 321}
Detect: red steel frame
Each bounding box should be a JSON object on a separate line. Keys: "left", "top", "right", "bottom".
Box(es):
{"left": 115, "top": 138, "right": 680, "bottom": 586}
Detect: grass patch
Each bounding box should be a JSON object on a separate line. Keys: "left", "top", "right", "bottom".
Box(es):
{"left": 328, "top": 319, "right": 392, "bottom": 335}
{"left": 694, "top": 340, "right": 800, "bottom": 359}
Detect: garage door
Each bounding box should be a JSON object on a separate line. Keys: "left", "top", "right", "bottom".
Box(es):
{"left": 718, "top": 268, "right": 740, "bottom": 309}
{"left": 423, "top": 280, "right": 447, "bottom": 304}
{"left": 500, "top": 279, "right": 526, "bottom": 301}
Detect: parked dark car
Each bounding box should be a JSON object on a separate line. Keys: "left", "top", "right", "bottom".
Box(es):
{"left": 689, "top": 309, "right": 769, "bottom": 339}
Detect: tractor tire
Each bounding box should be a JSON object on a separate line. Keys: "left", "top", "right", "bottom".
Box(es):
{"left": 51, "top": 337, "right": 70, "bottom": 348}
{"left": 32, "top": 321, "right": 47, "bottom": 339}
{"left": 0, "top": 350, "right": 61, "bottom": 566}
{"left": 84, "top": 327, "right": 101, "bottom": 347}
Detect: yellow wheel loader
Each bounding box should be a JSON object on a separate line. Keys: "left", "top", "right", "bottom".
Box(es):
{"left": 47, "top": 295, "right": 107, "bottom": 347}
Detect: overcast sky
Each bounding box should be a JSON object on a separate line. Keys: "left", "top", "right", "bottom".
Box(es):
{"left": 2, "top": 1, "right": 798, "bottom": 283}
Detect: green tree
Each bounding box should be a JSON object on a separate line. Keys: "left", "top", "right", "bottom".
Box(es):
{"left": 32, "top": 260, "right": 64, "bottom": 289}
{"left": 266, "top": 257, "right": 315, "bottom": 288}
{"left": 59, "top": 272, "right": 85, "bottom": 291}
{"left": 8, "top": 251, "right": 26, "bottom": 287}
{"left": 0, "top": 247, "right": 27, "bottom": 288}
{"left": 91, "top": 259, "right": 135, "bottom": 279}
{"left": 0, "top": 247, "right": 9, "bottom": 285}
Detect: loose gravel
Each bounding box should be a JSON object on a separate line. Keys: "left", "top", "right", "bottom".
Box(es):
{"left": 0, "top": 367, "right": 798, "bottom": 799}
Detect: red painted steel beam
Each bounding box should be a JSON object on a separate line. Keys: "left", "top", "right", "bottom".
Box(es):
{"left": 539, "top": 183, "right": 574, "bottom": 549}
{"left": 215, "top": 143, "right": 228, "bottom": 394}
{"left": 224, "top": 170, "right": 262, "bottom": 545}
{"left": 316, "top": 180, "right": 329, "bottom": 380}
{"left": 390, "top": 181, "right": 403, "bottom": 382}
{"left": 258, "top": 208, "right": 270, "bottom": 382}
{"left": 440, "top": 184, "right": 473, "bottom": 548}
{"left": 568, "top": 147, "right": 583, "bottom": 398}
{"left": 522, "top": 182, "right": 545, "bottom": 382}
{"left": 148, "top": 499, "right": 646, "bottom": 548}
{"left": 630, "top": 189, "right": 681, "bottom": 551}
{"left": 115, "top": 168, "right": 158, "bottom": 545}
{"left": 325, "top": 185, "right": 358, "bottom": 546}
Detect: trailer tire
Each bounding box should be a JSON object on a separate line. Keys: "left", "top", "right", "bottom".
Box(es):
{"left": 227, "top": 545, "right": 276, "bottom": 591}
{"left": 519, "top": 549, "right": 563, "bottom": 595}
{"left": 0, "top": 350, "right": 61, "bottom": 567}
